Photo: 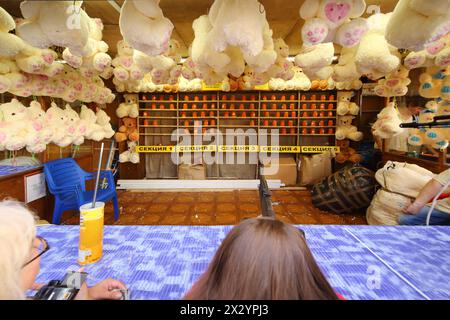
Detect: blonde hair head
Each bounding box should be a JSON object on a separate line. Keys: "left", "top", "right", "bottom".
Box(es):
{"left": 0, "top": 200, "right": 37, "bottom": 300}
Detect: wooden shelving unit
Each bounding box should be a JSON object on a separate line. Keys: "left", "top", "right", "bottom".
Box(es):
{"left": 137, "top": 90, "right": 338, "bottom": 179}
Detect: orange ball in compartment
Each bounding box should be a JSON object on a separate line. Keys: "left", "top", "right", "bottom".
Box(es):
{"left": 290, "top": 128, "right": 296, "bottom": 134}
{"left": 143, "top": 119, "right": 149, "bottom": 126}
{"left": 192, "top": 104, "right": 197, "bottom": 110}
{"left": 202, "top": 103, "right": 208, "bottom": 109}
{"left": 311, "top": 121, "right": 317, "bottom": 126}
{"left": 230, "top": 103, "right": 235, "bottom": 110}
{"left": 301, "top": 94, "right": 306, "bottom": 100}
{"left": 231, "top": 111, "right": 237, "bottom": 117}
{"left": 194, "top": 96, "right": 200, "bottom": 101}
{"left": 263, "top": 120, "right": 269, "bottom": 126}
{"left": 281, "top": 104, "right": 287, "bottom": 110}
{"left": 319, "top": 103, "right": 325, "bottom": 110}
{"left": 152, "top": 120, "right": 158, "bottom": 126}
{"left": 143, "top": 112, "right": 148, "bottom": 116}
{"left": 281, "top": 128, "right": 287, "bottom": 134}
{"left": 291, "top": 111, "right": 296, "bottom": 117}
{"left": 312, "top": 111, "right": 319, "bottom": 117}
{"left": 169, "top": 103, "right": 175, "bottom": 110}
{"left": 272, "top": 120, "right": 278, "bottom": 127}
{"left": 302, "top": 112, "right": 308, "bottom": 117}
{"left": 193, "top": 111, "right": 198, "bottom": 118}
{"left": 320, "top": 95, "right": 326, "bottom": 101}
{"left": 184, "top": 120, "right": 189, "bottom": 127}
{"left": 184, "top": 95, "right": 189, "bottom": 101}
{"left": 264, "top": 111, "right": 270, "bottom": 117}
{"left": 290, "top": 94, "right": 296, "bottom": 100}
{"left": 221, "top": 103, "right": 227, "bottom": 109}
{"left": 275, "top": 111, "right": 281, "bottom": 117}
{"left": 182, "top": 103, "right": 188, "bottom": 109}
{"left": 209, "top": 111, "right": 215, "bottom": 117}
{"left": 211, "top": 119, "right": 216, "bottom": 126}
{"left": 262, "top": 103, "right": 267, "bottom": 110}
{"left": 311, "top": 128, "right": 316, "bottom": 134}
{"left": 327, "top": 111, "right": 333, "bottom": 117}
{"left": 280, "top": 120, "right": 286, "bottom": 126}
{"left": 262, "top": 95, "right": 268, "bottom": 101}
{"left": 152, "top": 95, "right": 157, "bottom": 100}
{"left": 319, "top": 128, "right": 325, "bottom": 134}
{"left": 222, "top": 95, "right": 227, "bottom": 100}
{"left": 181, "top": 112, "right": 187, "bottom": 118}
{"left": 318, "top": 120, "right": 325, "bottom": 126}
{"left": 302, "top": 128, "right": 308, "bottom": 134}
{"left": 311, "top": 94, "right": 316, "bottom": 100}
{"left": 201, "top": 111, "right": 206, "bottom": 117}
{"left": 224, "top": 111, "right": 230, "bottom": 118}
{"left": 328, "top": 120, "right": 334, "bottom": 126}
{"left": 328, "top": 103, "right": 334, "bottom": 110}
{"left": 211, "top": 103, "right": 216, "bottom": 109}
{"left": 283, "top": 112, "right": 289, "bottom": 118}
{"left": 203, "top": 95, "right": 208, "bottom": 101}
{"left": 288, "top": 120, "right": 294, "bottom": 126}
{"left": 250, "top": 111, "right": 256, "bottom": 117}
{"left": 241, "top": 112, "right": 247, "bottom": 118}
{"left": 301, "top": 103, "right": 307, "bottom": 110}
{"left": 251, "top": 95, "right": 256, "bottom": 101}
{"left": 329, "top": 94, "right": 335, "bottom": 100}
{"left": 159, "top": 104, "right": 165, "bottom": 110}
{"left": 250, "top": 120, "right": 256, "bottom": 126}
{"left": 231, "top": 95, "right": 236, "bottom": 101}
{"left": 271, "top": 95, "right": 276, "bottom": 100}
{"left": 239, "top": 103, "right": 245, "bottom": 110}
{"left": 328, "top": 128, "right": 334, "bottom": 134}
{"left": 204, "top": 120, "right": 209, "bottom": 126}
{"left": 249, "top": 103, "right": 256, "bottom": 110}
{"left": 311, "top": 103, "right": 317, "bottom": 110}
{"left": 281, "top": 95, "right": 286, "bottom": 100}
{"left": 302, "top": 120, "right": 308, "bottom": 126}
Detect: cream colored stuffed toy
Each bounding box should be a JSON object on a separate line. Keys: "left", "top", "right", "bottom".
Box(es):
{"left": 385, "top": 0, "right": 450, "bottom": 51}
{"left": 0, "top": 7, "right": 25, "bottom": 58}
{"left": 375, "top": 65, "right": 412, "bottom": 97}
{"left": 337, "top": 91, "right": 359, "bottom": 116}
{"left": 117, "top": 94, "right": 139, "bottom": 118}
{"left": 294, "top": 42, "right": 334, "bottom": 80}
{"left": 119, "top": 0, "right": 173, "bottom": 56}
{"left": 96, "top": 108, "right": 115, "bottom": 140}
{"left": 299, "top": 0, "right": 368, "bottom": 47}
{"left": 79, "top": 105, "right": 105, "bottom": 141}
{"left": 371, "top": 101, "right": 404, "bottom": 139}
{"left": 336, "top": 115, "right": 363, "bottom": 141}
{"left": 119, "top": 141, "right": 140, "bottom": 164}
{"left": 0, "top": 99, "right": 32, "bottom": 151}
{"left": 17, "top": 1, "right": 91, "bottom": 54}
{"left": 355, "top": 13, "right": 400, "bottom": 79}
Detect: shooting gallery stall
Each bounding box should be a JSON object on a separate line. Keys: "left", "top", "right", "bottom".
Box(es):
{"left": 0, "top": 0, "right": 450, "bottom": 302}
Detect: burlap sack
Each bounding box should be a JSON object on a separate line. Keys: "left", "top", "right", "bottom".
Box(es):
{"left": 375, "top": 161, "right": 435, "bottom": 198}
{"left": 299, "top": 151, "right": 334, "bottom": 186}
{"left": 366, "top": 189, "right": 413, "bottom": 225}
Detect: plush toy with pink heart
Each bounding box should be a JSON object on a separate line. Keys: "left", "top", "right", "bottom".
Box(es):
{"left": 299, "top": 0, "right": 368, "bottom": 47}
{"left": 375, "top": 66, "right": 411, "bottom": 97}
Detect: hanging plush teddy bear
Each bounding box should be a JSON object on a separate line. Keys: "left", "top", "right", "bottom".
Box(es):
{"left": 374, "top": 65, "right": 412, "bottom": 97}
{"left": 16, "top": 1, "right": 91, "bottom": 55}
{"left": 95, "top": 108, "right": 115, "bottom": 140}
{"left": 294, "top": 42, "right": 335, "bottom": 80}
{"left": 385, "top": 0, "right": 450, "bottom": 52}
{"left": 0, "top": 7, "right": 25, "bottom": 58}
{"left": 355, "top": 13, "right": 401, "bottom": 80}
{"left": 119, "top": 0, "right": 174, "bottom": 56}
{"left": 299, "top": 0, "right": 368, "bottom": 47}
{"left": 25, "top": 100, "right": 53, "bottom": 153}
{"left": 371, "top": 101, "right": 404, "bottom": 139}
{"left": 79, "top": 105, "right": 106, "bottom": 141}
{"left": 0, "top": 98, "right": 32, "bottom": 151}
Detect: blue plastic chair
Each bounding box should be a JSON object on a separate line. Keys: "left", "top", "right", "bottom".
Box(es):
{"left": 43, "top": 158, "right": 119, "bottom": 225}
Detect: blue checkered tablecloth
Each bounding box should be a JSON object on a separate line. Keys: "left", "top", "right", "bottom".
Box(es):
{"left": 34, "top": 225, "right": 450, "bottom": 300}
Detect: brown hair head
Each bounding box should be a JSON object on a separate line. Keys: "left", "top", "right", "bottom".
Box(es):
{"left": 184, "top": 217, "right": 338, "bottom": 300}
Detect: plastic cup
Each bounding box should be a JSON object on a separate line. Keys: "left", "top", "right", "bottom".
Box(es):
{"left": 78, "top": 202, "right": 105, "bottom": 265}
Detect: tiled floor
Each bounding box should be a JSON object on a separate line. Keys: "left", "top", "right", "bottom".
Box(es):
{"left": 61, "top": 190, "right": 367, "bottom": 225}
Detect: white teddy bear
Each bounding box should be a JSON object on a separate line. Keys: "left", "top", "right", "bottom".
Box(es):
{"left": 0, "top": 99, "right": 31, "bottom": 151}
{"left": 0, "top": 7, "right": 25, "bottom": 58}
{"left": 25, "top": 100, "right": 53, "bottom": 153}
{"left": 119, "top": 0, "right": 174, "bottom": 56}
{"left": 337, "top": 91, "right": 359, "bottom": 116}
{"left": 45, "top": 102, "right": 72, "bottom": 147}
{"left": 299, "top": 0, "right": 368, "bottom": 47}
{"left": 119, "top": 141, "right": 140, "bottom": 164}
{"left": 117, "top": 94, "right": 139, "bottom": 118}
{"left": 355, "top": 13, "right": 401, "bottom": 79}
{"left": 80, "top": 105, "right": 105, "bottom": 141}
{"left": 336, "top": 115, "right": 363, "bottom": 141}
{"left": 294, "top": 42, "right": 335, "bottom": 80}
{"left": 64, "top": 104, "right": 87, "bottom": 146}
{"left": 16, "top": 1, "right": 91, "bottom": 55}
{"left": 385, "top": 0, "right": 450, "bottom": 52}
{"left": 372, "top": 101, "right": 404, "bottom": 139}
{"left": 374, "top": 65, "right": 412, "bottom": 97}
{"left": 95, "top": 108, "right": 115, "bottom": 140}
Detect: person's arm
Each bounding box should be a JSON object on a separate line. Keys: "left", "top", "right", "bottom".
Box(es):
{"left": 75, "top": 278, "right": 127, "bottom": 300}
{"left": 403, "top": 179, "right": 444, "bottom": 214}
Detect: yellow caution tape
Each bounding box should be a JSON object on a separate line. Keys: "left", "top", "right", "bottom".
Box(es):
{"left": 136, "top": 145, "right": 340, "bottom": 153}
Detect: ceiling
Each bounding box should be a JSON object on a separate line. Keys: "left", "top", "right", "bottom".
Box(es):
{"left": 0, "top": 0, "right": 400, "bottom": 57}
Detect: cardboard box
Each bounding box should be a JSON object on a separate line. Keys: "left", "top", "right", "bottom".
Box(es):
{"left": 179, "top": 164, "right": 206, "bottom": 180}
{"left": 262, "top": 157, "right": 297, "bottom": 186}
